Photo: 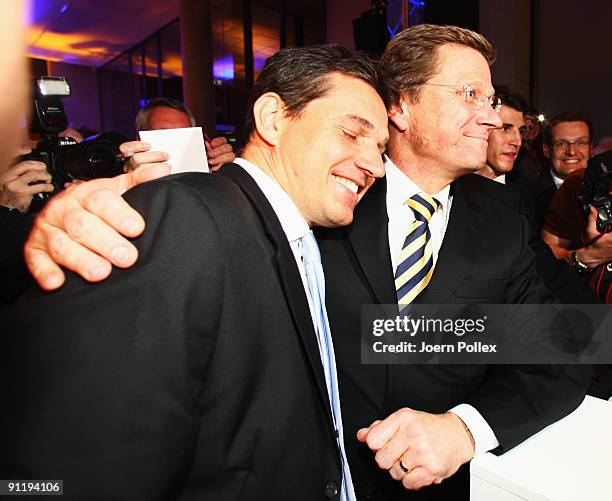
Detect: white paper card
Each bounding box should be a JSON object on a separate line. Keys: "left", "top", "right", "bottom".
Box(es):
{"left": 139, "top": 127, "right": 209, "bottom": 174}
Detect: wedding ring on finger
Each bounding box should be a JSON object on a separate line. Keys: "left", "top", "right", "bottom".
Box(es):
{"left": 399, "top": 460, "right": 411, "bottom": 474}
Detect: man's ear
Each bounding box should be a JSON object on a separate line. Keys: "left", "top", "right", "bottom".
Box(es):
{"left": 542, "top": 142, "right": 551, "bottom": 159}
{"left": 253, "top": 92, "right": 284, "bottom": 146}
{"left": 388, "top": 99, "right": 410, "bottom": 132}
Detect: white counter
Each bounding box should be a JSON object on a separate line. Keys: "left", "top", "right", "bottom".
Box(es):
{"left": 470, "top": 395, "right": 612, "bottom": 501}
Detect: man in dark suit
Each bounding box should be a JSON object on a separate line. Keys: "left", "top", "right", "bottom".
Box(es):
{"left": 20, "top": 26, "right": 589, "bottom": 501}
{"left": 0, "top": 45, "right": 389, "bottom": 500}
{"left": 317, "top": 26, "right": 589, "bottom": 500}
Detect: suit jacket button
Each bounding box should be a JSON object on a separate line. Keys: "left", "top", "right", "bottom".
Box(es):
{"left": 363, "top": 482, "right": 374, "bottom": 499}
{"left": 324, "top": 480, "right": 339, "bottom": 499}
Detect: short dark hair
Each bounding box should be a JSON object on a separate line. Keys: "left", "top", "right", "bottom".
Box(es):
{"left": 135, "top": 97, "right": 196, "bottom": 132}
{"left": 544, "top": 111, "right": 593, "bottom": 145}
{"left": 243, "top": 44, "right": 381, "bottom": 142}
{"left": 379, "top": 24, "right": 496, "bottom": 108}
{"left": 493, "top": 85, "right": 529, "bottom": 114}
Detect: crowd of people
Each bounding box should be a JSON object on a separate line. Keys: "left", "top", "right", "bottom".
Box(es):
{"left": 0, "top": 4, "right": 610, "bottom": 500}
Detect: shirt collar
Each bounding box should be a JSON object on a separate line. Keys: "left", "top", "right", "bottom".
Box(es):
{"left": 549, "top": 168, "right": 565, "bottom": 189}
{"left": 493, "top": 174, "right": 506, "bottom": 184}
{"left": 233, "top": 157, "right": 310, "bottom": 243}
{"left": 384, "top": 155, "right": 451, "bottom": 211}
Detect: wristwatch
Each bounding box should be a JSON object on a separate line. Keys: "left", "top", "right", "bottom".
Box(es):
{"left": 571, "top": 250, "right": 590, "bottom": 275}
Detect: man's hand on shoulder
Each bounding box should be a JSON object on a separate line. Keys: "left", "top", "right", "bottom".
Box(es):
{"left": 25, "top": 163, "right": 170, "bottom": 291}
{"left": 356, "top": 408, "right": 475, "bottom": 491}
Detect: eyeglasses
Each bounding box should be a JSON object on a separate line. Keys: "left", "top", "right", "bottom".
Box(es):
{"left": 421, "top": 83, "right": 501, "bottom": 112}
{"left": 552, "top": 139, "right": 590, "bottom": 150}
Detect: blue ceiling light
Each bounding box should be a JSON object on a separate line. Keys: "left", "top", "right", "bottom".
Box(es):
{"left": 213, "top": 55, "right": 235, "bottom": 81}
{"left": 387, "top": 0, "right": 426, "bottom": 39}
{"left": 410, "top": 0, "right": 426, "bottom": 17}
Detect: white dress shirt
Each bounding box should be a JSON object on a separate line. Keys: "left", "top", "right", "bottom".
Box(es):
{"left": 550, "top": 169, "right": 565, "bottom": 189}
{"left": 385, "top": 156, "right": 500, "bottom": 455}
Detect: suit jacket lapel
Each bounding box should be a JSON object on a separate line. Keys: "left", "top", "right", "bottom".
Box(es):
{"left": 218, "top": 165, "right": 336, "bottom": 435}
{"left": 418, "top": 177, "right": 484, "bottom": 304}
{"left": 346, "top": 177, "right": 397, "bottom": 306}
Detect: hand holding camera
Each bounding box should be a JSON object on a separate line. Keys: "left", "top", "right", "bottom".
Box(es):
{"left": 23, "top": 76, "right": 127, "bottom": 212}
{"left": 0, "top": 156, "right": 54, "bottom": 212}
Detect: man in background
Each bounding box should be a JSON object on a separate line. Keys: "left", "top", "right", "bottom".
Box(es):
{"left": 122, "top": 97, "right": 235, "bottom": 173}
{"left": 476, "top": 85, "right": 526, "bottom": 184}
{"left": 520, "top": 112, "right": 594, "bottom": 226}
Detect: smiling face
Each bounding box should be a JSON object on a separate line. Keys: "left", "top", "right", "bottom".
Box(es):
{"left": 396, "top": 44, "right": 502, "bottom": 181}
{"left": 486, "top": 104, "right": 525, "bottom": 176}
{"left": 277, "top": 73, "right": 388, "bottom": 227}
{"left": 544, "top": 121, "right": 592, "bottom": 178}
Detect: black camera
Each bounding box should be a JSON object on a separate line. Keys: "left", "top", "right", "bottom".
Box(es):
{"left": 25, "top": 76, "right": 127, "bottom": 212}
{"left": 580, "top": 150, "right": 612, "bottom": 233}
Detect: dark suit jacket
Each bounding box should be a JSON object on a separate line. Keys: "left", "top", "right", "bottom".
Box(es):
{"left": 316, "top": 173, "right": 590, "bottom": 501}
{"left": 0, "top": 207, "right": 34, "bottom": 310}
{"left": 0, "top": 165, "right": 342, "bottom": 501}
{"left": 513, "top": 168, "right": 557, "bottom": 231}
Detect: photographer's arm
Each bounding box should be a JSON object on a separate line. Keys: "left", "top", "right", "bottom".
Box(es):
{"left": 542, "top": 207, "right": 612, "bottom": 269}
{"left": 25, "top": 163, "right": 169, "bottom": 290}
{"left": 540, "top": 229, "right": 573, "bottom": 263}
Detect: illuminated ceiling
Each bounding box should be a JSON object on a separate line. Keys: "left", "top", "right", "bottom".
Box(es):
{"left": 27, "top": 0, "right": 322, "bottom": 74}
{"left": 27, "top": 0, "right": 181, "bottom": 67}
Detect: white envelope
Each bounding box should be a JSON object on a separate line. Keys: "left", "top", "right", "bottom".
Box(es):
{"left": 139, "top": 127, "right": 209, "bottom": 174}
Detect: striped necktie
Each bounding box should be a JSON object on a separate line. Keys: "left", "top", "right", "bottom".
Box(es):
{"left": 395, "top": 192, "right": 440, "bottom": 310}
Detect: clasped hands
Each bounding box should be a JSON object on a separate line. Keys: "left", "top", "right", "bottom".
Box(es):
{"left": 357, "top": 408, "right": 475, "bottom": 491}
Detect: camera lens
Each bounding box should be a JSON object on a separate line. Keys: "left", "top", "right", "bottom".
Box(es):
{"left": 57, "top": 132, "right": 127, "bottom": 181}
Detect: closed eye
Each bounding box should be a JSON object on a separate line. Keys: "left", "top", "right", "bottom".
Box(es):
{"left": 342, "top": 130, "right": 358, "bottom": 141}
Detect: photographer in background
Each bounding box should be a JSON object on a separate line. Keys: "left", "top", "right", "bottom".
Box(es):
{"left": 542, "top": 150, "right": 612, "bottom": 399}
{"left": 541, "top": 150, "right": 612, "bottom": 303}
{"left": 1, "top": 126, "right": 86, "bottom": 214}
{"left": 1, "top": 126, "right": 86, "bottom": 308}
{"left": 121, "top": 97, "right": 235, "bottom": 173}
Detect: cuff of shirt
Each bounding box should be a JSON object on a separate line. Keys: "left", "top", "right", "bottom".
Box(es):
{"left": 449, "top": 404, "right": 500, "bottom": 456}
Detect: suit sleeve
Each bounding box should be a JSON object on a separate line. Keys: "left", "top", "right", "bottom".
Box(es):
{"left": 465, "top": 209, "right": 590, "bottom": 453}
{"left": 0, "top": 176, "right": 226, "bottom": 500}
